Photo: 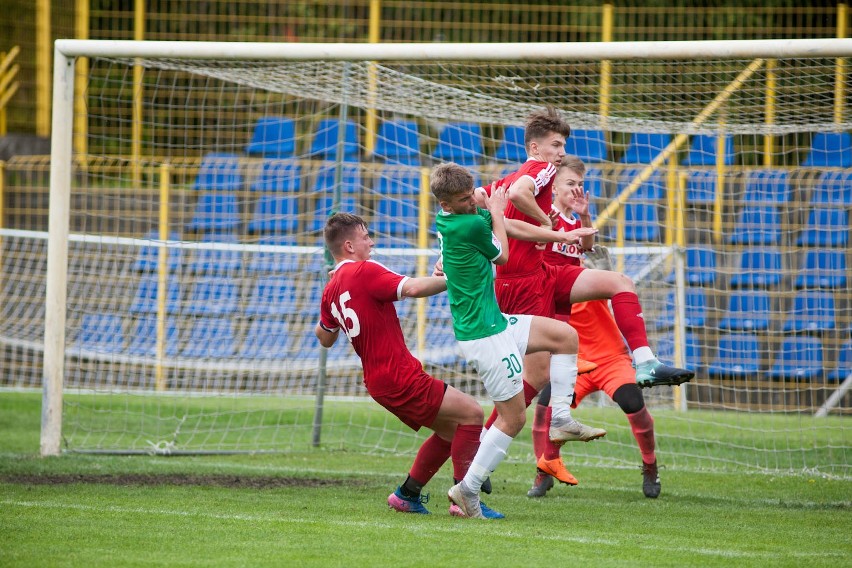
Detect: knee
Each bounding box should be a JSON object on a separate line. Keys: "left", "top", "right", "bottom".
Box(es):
{"left": 558, "top": 322, "right": 578, "bottom": 353}
{"left": 613, "top": 272, "right": 636, "bottom": 294}
{"left": 613, "top": 384, "right": 645, "bottom": 414}
{"left": 465, "top": 401, "right": 485, "bottom": 424}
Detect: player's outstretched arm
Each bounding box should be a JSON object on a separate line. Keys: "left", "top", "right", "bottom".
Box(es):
{"left": 401, "top": 275, "right": 447, "bottom": 299}
{"left": 506, "top": 218, "right": 597, "bottom": 244}
{"left": 507, "top": 177, "right": 551, "bottom": 228}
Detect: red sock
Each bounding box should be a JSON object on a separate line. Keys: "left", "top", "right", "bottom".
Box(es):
{"left": 541, "top": 405, "right": 562, "bottom": 460}
{"left": 531, "top": 404, "right": 548, "bottom": 459}
{"left": 450, "top": 424, "right": 482, "bottom": 480}
{"left": 485, "top": 380, "right": 539, "bottom": 429}
{"left": 626, "top": 406, "right": 656, "bottom": 464}
{"left": 410, "top": 433, "right": 452, "bottom": 485}
{"left": 611, "top": 291, "right": 650, "bottom": 352}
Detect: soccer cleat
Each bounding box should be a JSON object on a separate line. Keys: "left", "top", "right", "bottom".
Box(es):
{"left": 535, "top": 455, "right": 578, "bottom": 486}
{"left": 451, "top": 501, "right": 505, "bottom": 519}
{"left": 447, "top": 482, "right": 485, "bottom": 519}
{"left": 388, "top": 486, "right": 431, "bottom": 514}
{"left": 549, "top": 418, "right": 607, "bottom": 444}
{"left": 577, "top": 357, "right": 598, "bottom": 375}
{"left": 642, "top": 461, "right": 661, "bottom": 499}
{"left": 481, "top": 476, "right": 492, "bottom": 495}
{"left": 527, "top": 471, "right": 555, "bottom": 497}
{"left": 635, "top": 358, "right": 695, "bottom": 389}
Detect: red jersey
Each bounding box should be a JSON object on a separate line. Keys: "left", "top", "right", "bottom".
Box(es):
{"left": 489, "top": 159, "right": 557, "bottom": 276}
{"left": 319, "top": 259, "right": 421, "bottom": 395}
{"left": 543, "top": 206, "right": 584, "bottom": 267}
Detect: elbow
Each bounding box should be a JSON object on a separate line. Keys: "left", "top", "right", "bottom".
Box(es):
{"left": 493, "top": 252, "right": 509, "bottom": 266}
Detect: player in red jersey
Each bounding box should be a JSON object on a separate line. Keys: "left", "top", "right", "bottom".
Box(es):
{"left": 315, "top": 212, "right": 502, "bottom": 517}
{"left": 480, "top": 107, "right": 692, "bottom": 487}
{"left": 528, "top": 156, "right": 662, "bottom": 498}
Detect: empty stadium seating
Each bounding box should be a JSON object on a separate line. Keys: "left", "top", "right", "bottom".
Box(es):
{"left": 247, "top": 195, "right": 300, "bottom": 234}
{"left": 565, "top": 129, "right": 609, "bottom": 163}
{"left": 620, "top": 132, "right": 670, "bottom": 164}
{"left": 796, "top": 207, "right": 849, "bottom": 248}
{"left": 682, "top": 134, "right": 735, "bottom": 166}
{"left": 801, "top": 132, "right": 852, "bottom": 167}
{"left": 718, "top": 291, "right": 772, "bottom": 332}
{"left": 432, "top": 122, "right": 484, "bottom": 166}
{"left": 249, "top": 159, "right": 302, "bottom": 192}
{"left": 707, "top": 333, "right": 762, "bottom": 378}
{"left": 729, "top": 248, "right": 783, "bottom": 289}
{"left": 767, "top": 336, "right": 824, "bottom": 381}
{"left": 246, "top": 116, "right": 297, "bottom": 158}
{"left": 742, "top": 169, "right": 790, "bottom": 204}
{"left": 71, "top": 313, "right": 126, "bottom": 354}
{"left": 374, "top": 119, "right": 421, "bottom": 164}
{"left": 179, "top": 317, "right": 237, "bottom": 358}
{"left": 782, "top": 290, "right": 837, "bottom": 334}
{"left": 494, "top": 125, "right": 526, "bottom": 163}
{"left": 728, "top": 204, "right": 782, "bottom": 246}
{"left": 795, "top": 249, "right": 848, "bottom": 289}
{"left": 193, "top": 153, "right": 243, "bottom": 191}
{"left": 184, "top": 276, "right": 240, "bottom": 316}
{"left": 308, "top": 118, "right": 359, "bottom": 161}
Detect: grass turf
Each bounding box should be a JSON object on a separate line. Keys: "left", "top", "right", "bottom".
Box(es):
{"left": 0, "top": 391, "right": 849, "bottom": 567}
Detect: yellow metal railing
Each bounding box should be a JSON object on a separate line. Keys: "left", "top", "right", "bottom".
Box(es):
{"left": 0, "top": 46, "right": 21, "bottom": 136}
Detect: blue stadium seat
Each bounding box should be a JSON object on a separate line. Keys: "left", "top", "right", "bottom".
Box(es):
{"left": 620, "top": 133, "right": 670, "bottom": 164}
{"left": 244, "top": 277, "right": 301, "bottom": 316}
{"left": 654, "top": 288, "right": 708, "bottom": 331}
{"left": 584, "top": 167, "right": 604, "bottom": 199}
{"left": 247, "top": 195, "right": 300, "bottom": 234}
{"left": 186, "top": 192, "right": 241, "bottom": 232}
{"left": 623, "top": 203, "right": 661, "bottom": 242}
{"left": 618, "top": 168, "right": 665, "bottom": 200}
{"left": 374, "top": 119, "right": 421, "bottom": 164}
{"left": 187, "top": 232, "right": 244, "bottom": 274}
{"left": 129, "top": 275, "right": 182, "bottom": 314}
{"left": 126, "top": 315, "right": 180, "bottom": 358}
{"left": 685, "top": 170, "right": 718, "bottom": 205}
{"left": 185, "top": 276, "right": 240, "bottom": 316}
{"left": 375, "top": 167, "right": 421, "bottom": 196}
{"left": 71, "top": 313, "right": 125, "bottom": 354}
{"left": 729, "top": 248, "right": 783, "bottom": 289}
{"left": 308, "top": 118, "right": 359, "bottom": 161}
{"left": 179, "top": 317, "right": 237, "bottom": 358}
{"left": 728, "top": 204, "right": 782, "bottom": 246}
{"left": 309, "top": 196, "right": 358, "bottom": 232}
{"left": 565, "top": 129, "right": 608, "bottom": 163}
{"left": 782, "top": 290, "right": 837, "bottom": 334}
{"left": 718, "top": 291, "right": 772, "bottom": 332}
{"left": 801, "top": 132, "right": 852, "bottom": 167}
{"left": 682, "top": 134, "right": 735, "bottom": 166}
{"left": 432, "top": 122, "right": 483, "bottom": 166}
{"left": 828, "top": 341, "right": 852, "bottom": 381}
{"left": 743, "top": 169, "right": 790, "bottom": 204}
{"left": 810, "top": 171, "right": 852, "bottom": 206}
{"left": 249, "top": 160, "right": 302, "bottom": 192}
{"left": 797, "top": 208, "right": 849, "bottom": 248}
{"left": 421, "top": 319, "right": 462, "bottom": 366}
{"left": 683, "top": 246, "right": 717, "bottom": 286}
{"left": 768, "top": 336, "right": 824, "bottom": 381}
{"left": 246, "top": 235, "right": 301, "bottom": 273}
{"left": 311, "top": 164, "right": 362, "bottom": 194}
{"left": 373, "top": 197, "right": 419, "bottom": 246}
{"left": 238, "top": 319, "right": 291, "bottom": 359}
{"left": 134, "top": 231, "right": 184, "bottom": 272}
{"left": 655, "top": 331, "right": 701, "bottom": 368}
{"left": 707, "top": 333, "right": 762, "bottom": 378}
{"left": 246, "top": 117, "right": 297, "bottom": 158}
{"left": 794, "top": 249, "right": 848, "bottom": 289}
{"left": 192, "top": 153, "right": 243, "bottom": 192}
{"left": 494, "top": 125, "right": 526, "bottom": 163}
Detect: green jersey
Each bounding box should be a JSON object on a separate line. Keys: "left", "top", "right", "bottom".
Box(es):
{"left": 435, "top": 207, "right": 508, "bottom": 341}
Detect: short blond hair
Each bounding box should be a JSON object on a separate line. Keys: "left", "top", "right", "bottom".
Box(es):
{"left": 559, "top": 155, "right": 586, "bottom": 177}
{"left": 430, "top": 162, "right": 474, "bottom": 203}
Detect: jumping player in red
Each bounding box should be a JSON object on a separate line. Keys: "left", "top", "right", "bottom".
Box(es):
{"left": 315, "top": 212, "right": 502, "bottom": 517}
{"left": 528, "top": 156, "right": 662, "bottom": 499}
{"left": 481, "top": 106, "right": 692, "bottom": 488}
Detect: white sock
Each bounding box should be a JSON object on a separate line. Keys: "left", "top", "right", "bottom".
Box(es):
{"left": 549, "top": 353, "right": 577, "bottom": 422}
{"left": 633, "top": 346, "right": 655, "bottom": 365}
{"left": 462, "top": 426, "right": 513, "bottom": 492}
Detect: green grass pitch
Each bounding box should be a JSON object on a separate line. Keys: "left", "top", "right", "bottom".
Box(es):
{"left": 1, "top": 391, "right": 849, "bottom": 567}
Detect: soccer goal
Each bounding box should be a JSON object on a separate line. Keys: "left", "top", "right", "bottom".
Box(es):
{"left": 8, "top": 38, "right": 850, "bottom": 477}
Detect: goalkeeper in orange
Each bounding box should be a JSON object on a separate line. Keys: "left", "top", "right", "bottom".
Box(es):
{"left": 529, "top": 155, "right": 662, "bottom": 499}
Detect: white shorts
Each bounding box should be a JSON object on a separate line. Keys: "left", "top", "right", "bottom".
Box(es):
{"left": 457, "top": 314, "right": 532, "bottom": 402}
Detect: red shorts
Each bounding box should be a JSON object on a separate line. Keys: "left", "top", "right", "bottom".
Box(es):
{"left": 369, "top": 370, "right": 446, "bottom": 431}
{"left": 495, "top": 264, "right": 585, "bottom": 317}
{"left": 572, "top": 355, "right": 636, "bottom": 408}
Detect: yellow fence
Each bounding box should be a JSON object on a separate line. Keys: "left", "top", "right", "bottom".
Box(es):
{"left": 0, "top": 1, "right": 848, "bottom": 136}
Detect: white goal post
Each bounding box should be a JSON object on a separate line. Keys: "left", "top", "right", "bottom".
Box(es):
{"left": 33, "top": 39, "right": 852, "bottom": 477}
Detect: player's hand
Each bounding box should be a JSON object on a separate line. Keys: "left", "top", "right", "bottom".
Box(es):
{"left": 486, "top": 182, "right": 509, "bottom": 215}
{"left": 568, "top": 188, "right": 591, "bottom": 217}
{"left": 432, "top": 258, "right": 445, "bottom": 277}
{"left": 560, "top": 227, "right": 598, "bottom": 244}
{"left": 583, "top": 245, "right": 614, "bottom": 271}
{"left": 548, "top": 208, "right": 560, "bottom": 230}
{"left": 473, "top": 186, "right": 489, "bottom": 207}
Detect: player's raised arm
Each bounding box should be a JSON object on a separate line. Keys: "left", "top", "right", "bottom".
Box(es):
{"left": 486, "top": 185, "right": 510, "bottom": 265}
{"left": 505, "top": 218, "right": 597, "bottom": 244}
{"left": 507, "top": 176, "right": 551, "bottom": 229}
{"left": 401, "top": 275, "right": 447, "bottom": 298}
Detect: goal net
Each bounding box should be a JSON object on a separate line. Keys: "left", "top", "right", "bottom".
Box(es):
{"left": 4, "top": 40, "right": 850, "bottom": 477}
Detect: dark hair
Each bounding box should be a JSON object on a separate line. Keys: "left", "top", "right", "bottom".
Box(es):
{"left": 324, "top": 212, "right": 368, "bottom": 256}
{"left": 524, "top": 105, "right": 571, "bottom": 149}
{"left": 430, "top": 162, "right": 475, "bottom": 203}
